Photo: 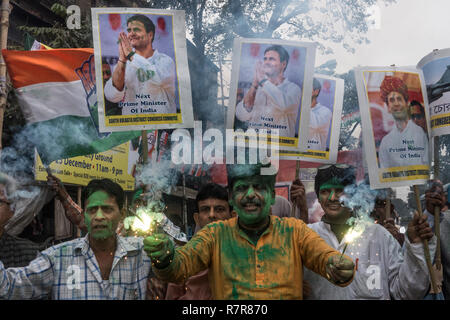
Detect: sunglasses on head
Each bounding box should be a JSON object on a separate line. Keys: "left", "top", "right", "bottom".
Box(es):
{"left": 318, "top": 164, "right": 350, "bottom": 170}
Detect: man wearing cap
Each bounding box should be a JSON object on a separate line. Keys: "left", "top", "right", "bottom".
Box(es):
{"left": 291, "top": 165, "right": 436, "bottom": 299}
{"left": 378, "top": 76, "right": 429, "bottom": 168}
{"left": 144, "top": 163, "right": 355, "bottom": 300}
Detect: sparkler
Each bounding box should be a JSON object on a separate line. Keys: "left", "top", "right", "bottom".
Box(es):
{"left": 124, "top": 204, "right": 164, "bottom": 237}
{"left": 338, "top": 222, "right": 364, "bottom": 263}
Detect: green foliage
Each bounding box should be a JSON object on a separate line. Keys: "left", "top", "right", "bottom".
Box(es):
{"left": 18, "top": 4, "right": 92, "bottom": 48}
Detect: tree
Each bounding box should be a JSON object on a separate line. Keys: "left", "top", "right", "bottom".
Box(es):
{"left": 147, "top": 0, "right": 396, "bottom": 60}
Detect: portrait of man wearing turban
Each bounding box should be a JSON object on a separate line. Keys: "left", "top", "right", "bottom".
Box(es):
{"left": 377, "top": 75, "right": 429, "bottom": 169}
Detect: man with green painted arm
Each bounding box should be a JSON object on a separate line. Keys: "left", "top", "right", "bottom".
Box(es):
{"left": 144, "top": 163, "right": 355, "bottom": 299}
{"left": 0, "top": 179, "right": 152, "bottom": 299}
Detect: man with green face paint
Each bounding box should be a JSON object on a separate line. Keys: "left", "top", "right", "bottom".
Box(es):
{"left": 0, "top": 179, "right": 152, "bottom": 299}
{"left": 144, "top": 163, "right": 355, "bottom": 299}
{"left": 292, "top": 164, "right": 436, "bottom": 299}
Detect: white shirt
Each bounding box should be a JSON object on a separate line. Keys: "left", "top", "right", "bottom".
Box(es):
{"left": 104, "top": 50, "right": 176, "bottom": 115}
{"left": 304, "top": 221, "right": 435, "bottom": 300}
{"left": 235, "top": 78, "right": 301, "bottom": 137}
{"left": 378, "top": 120, "right": 429, "bottom": 168}
{"left": 308, "top": 102, "right": 332, "bottom": 151}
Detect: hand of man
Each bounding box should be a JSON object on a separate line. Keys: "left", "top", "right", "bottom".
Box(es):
{"left": 325, "top": 255, "right": 355, "bottom": 285}
{"left": 118, "top": 32, "right": 133, "bottom": 61}
{"left": 46, "top": 174, "right": 69, "bottom": 201}
{"left": 382, "top": 218, "right": 400, "bottom": 238}
{"left": 144, "top": 233, "right": 174, "bottom": 268}
{"left": 407, "top": 211, "right": 434, "bottom": 243}
{"left": 290, "top": 179, "right": 306, "bottom": 208}
{"left": 425, "top": 181, "right": 445, "bottom": 215}
{"left": 254, "top": 60, "right": 266, "bottom": 84}
{"left": 146, "top": 277, "right": 168, "bottom": 300}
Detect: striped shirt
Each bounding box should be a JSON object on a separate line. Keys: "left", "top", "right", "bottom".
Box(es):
{"left": 0, "top": 235, "right": 152, "bottom": 300}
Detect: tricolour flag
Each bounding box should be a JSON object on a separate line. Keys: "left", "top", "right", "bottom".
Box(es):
{"left": 2, "top": 48, "right": 140, "bottom": 165}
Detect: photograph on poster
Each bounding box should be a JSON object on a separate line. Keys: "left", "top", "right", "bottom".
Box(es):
{"left": 227, "top": 38, "right": 316, "bottom": 150}
{"left": 417, "top": 48, "right": 450, "bottom": 137}
{"left": 92, "top": 8, "right": 193, "bottom": 132}
{"left": 279, "top": 74, "right": 344, "bottom": 163}
{"left": 356, "top": 67, "right": 431, "bottom": 188}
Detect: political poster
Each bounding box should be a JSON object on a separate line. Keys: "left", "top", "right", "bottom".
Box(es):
{"left": 92, "top": 8, "right": 194, "bottom": 132}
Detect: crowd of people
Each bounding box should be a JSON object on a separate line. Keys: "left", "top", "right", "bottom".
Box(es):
{"left": 0, "top": 162, "right": 448, "bottom": 300}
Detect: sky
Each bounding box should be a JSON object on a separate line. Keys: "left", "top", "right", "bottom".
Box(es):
{"left": 317, "top": 0, "right": 450, "bottom": 74}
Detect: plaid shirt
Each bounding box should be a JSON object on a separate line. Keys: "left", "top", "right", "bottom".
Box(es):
{"left": 0, "top": 233, "right": 42, "bottom": 269}
{"left": 0, "top": 235, "right": 152, "bottom": 300}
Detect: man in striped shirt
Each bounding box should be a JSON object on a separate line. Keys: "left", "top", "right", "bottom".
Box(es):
{"left": 0, "top": 179, "right": 151, "bottom": 300}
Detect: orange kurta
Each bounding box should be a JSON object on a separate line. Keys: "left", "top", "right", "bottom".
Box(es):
{"left": 154, "top": 216, "right": 351, "bottom": 299}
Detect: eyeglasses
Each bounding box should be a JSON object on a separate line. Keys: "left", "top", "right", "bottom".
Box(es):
{"left": 318, "top": 164, "right": 351, "bottom": 170}
{"left": 411, "top": 114, "right": 424, "bottom": 120}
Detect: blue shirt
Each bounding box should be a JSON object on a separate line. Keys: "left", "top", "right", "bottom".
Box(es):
{"left": 0, "top": 235, "right": 151, "bottom": 300}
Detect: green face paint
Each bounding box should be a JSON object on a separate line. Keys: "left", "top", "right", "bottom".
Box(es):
{"left": 231, "top": 177, "right": 274, "bottom": 226}
{"left": 84, "top": 190, "right": 119, "bottom": 240}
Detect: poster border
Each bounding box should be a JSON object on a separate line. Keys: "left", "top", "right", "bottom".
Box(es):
{"left": 226, "top": 37, "right": 317, "bottom": 151}
{"left": 279, "top": 74, "right": 344, "bottom": 164}
{"left": 91, "top": 7, "right": 194, "bottom": 132}
{"left": 417, "top": 48, "right": 450, "bottom": 137}
{"left": 355, "top": 66, "right": 431, "bottom": 189}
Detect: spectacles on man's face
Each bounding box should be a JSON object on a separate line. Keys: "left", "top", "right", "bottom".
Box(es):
{"left": 411, "top": 113, "right": 424, "bottom": 120}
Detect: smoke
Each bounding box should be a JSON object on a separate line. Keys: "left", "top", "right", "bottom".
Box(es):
{"left": 340, "top": 181, "right": 379, "bottom": 222}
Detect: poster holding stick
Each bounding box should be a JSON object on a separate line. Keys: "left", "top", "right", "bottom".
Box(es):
{"left": 413, "top": 185, "right": 438, "bottom": 294}
{"left": 290, "top": 160, "right": 301, "bottom": 217}
{"left": 355, "top": 66, "right": 431, "bottom": 189}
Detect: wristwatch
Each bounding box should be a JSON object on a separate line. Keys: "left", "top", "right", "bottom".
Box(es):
{"left": 126, "top": 51, "right": 136, "bottom": 61}
{"left": 258, "top": 79, "right": 267, "bottom": 87}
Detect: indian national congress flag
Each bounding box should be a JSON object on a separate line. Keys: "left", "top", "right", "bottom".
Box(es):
{"left": 2, "top": 48, "right": 140, "bottom": 165}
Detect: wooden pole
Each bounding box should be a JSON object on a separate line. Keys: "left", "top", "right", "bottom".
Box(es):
{"left": 0, "top": 0, "right": 11, "bottom": 155}
{"left": 141, "top": 130, "right": 148, "bottom": 164}
{"left": 413, "top": 184, "right": 438, "bottom": 293}
{"left": 385, "top": 197, "right": 391, "bottom": 220}
{"left": 290, "top": 160, "right": 301, "bottom": 217}
{"left": 76, "top": 186, "right": 82, "bottom": 237}
{"left": 433, "top": 135, "right": 441, "bottom": 270}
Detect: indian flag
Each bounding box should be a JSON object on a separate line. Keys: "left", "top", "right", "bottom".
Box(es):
{"left": 2, "top": 48, "right": 140, "bottom": 165}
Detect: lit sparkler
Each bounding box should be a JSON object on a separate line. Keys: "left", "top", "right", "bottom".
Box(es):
{"left": 339, "top": 223, "right": 364, "bottom": 263}
{"left": 124, "top": 204, "right": 164, "bottom": 237}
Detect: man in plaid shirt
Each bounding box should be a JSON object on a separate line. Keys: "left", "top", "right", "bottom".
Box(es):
{"left": 0, "top": 179, "right": 152, "bottom": 300}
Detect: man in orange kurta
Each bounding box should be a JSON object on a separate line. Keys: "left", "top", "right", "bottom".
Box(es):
{"left": 144, "top": 163, "right": 355, "bottom": 299}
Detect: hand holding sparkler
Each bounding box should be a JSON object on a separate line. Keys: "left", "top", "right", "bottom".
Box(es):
{"left": 144, "top": 232, "right": 174, "bottom": 269}
{"left": 325, "top": 254, "right": 355, "bottom": 285}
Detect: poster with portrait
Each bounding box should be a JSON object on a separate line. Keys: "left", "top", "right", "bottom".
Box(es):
{"left": 279, "top": 74, "right": 344, "bottom": 163}
{"left": 226, "top": 38, "right": 317, "bottom": 151}
{"left": 91, "top": 8, "right": 194, "bottom": 132}
{"left": 417, "top": 48, "right": 450, "bottom": 137}
{"left": 355, "top": 66, "right": 431, "bottom": 189}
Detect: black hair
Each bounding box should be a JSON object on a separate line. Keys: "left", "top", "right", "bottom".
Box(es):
{"left": 127, "top": 14, "right": 155, "bottom": 42}
{"left": 264, "top": 45, "right": 289, "bottom": 71}
{"left": 196, "top": 183, "right": 228, "bottom": 205}
{"left": 314, "top": 165, "right": 356, "bottom": 197}
{"left": 101, "top": 57, "right": 109, "bottom": 65}
{"left": 83, "top": 179, "right": 125, "bottom": 210}
{"left": 226, "top": 163, "right": 276, "bottom": 192}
